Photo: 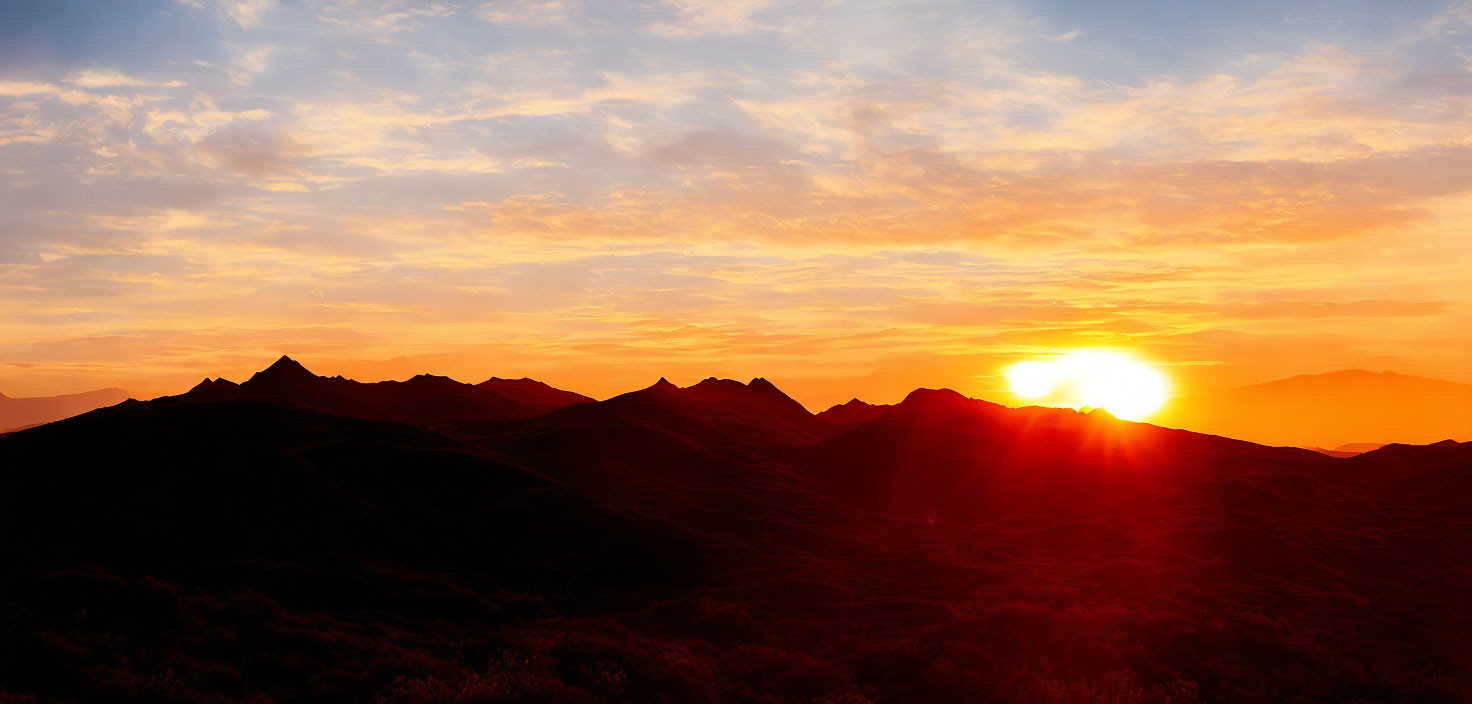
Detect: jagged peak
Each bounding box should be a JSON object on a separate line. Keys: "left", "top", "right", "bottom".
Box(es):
{"left": 747, "top": 377, "right": 808, "bottom": 410}
{"left": 266, "top": 355, "right": 312, "bottom": 374}
{"left": 650, "top": 377, "right": 677, "bottom": 390}
{"left": 243, "top": 355, "right": 319, "bottom": 387}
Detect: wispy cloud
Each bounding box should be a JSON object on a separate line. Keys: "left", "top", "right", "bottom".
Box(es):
{"left": 477, "top": 0, "right": 570, "bottom": 27}
{"left": 66, "top": 69, "right": 186, "bottom": 89}
{"left": 647, "top": 0, "right": 779, "bottom": 37}
{"left": 1042, "top": 29, "right": 1081, "bottom": 42}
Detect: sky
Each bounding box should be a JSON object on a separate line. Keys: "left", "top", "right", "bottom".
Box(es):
{"left": 1, "top": 0, "right": 1470, "bottom": 410}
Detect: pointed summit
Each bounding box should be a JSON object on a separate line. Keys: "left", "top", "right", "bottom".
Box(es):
{"left": 821, "top": 398, "right": 873, "bottom": 414}
{"left": 651, "top": 377, "right": 677, "bottom": 390}
{"left": 816, "top": 397, "right": 889, "bottom": 428}
{"left": 243, "top": 355, "right": 320, "bottom": 390}
{"left": 745, "top": 377, "right": 810, "bottom": 416}
{"left": 266, "top": 354, "right": 312, "bottom": 375}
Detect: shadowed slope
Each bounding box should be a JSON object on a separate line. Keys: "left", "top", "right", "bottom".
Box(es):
{"left": 0, "top": 394, "right": 702, "bottom": 588}
{"left": 453, "top": 377, "right": 839, "bottom": 534}
{"left": 0, "top": 394, "right": 706, "bottom": 702}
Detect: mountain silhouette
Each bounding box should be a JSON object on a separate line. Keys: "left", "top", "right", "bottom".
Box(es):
{"left": 1, "top": 356, "right": 1468, "bottom": 703}
{"left": 1156, "top": 369, "right": 1472, "bottom": 447}
{"left": 477, "top": 376, "right": 593, "bottom": 408}
{"left": 184, "top": 355, "right": 592, "bottom": 428}
{"left": 245, "top": 353, "right": 320, "bottom": 386}
{"left": 515, "top": 374, "right": 824, "bottom": 450}
{"left": 815, "top": 397, "right": 890, "bottom": 429}
{"left": 0, "top": 385, "right": 131, "bottom": 433}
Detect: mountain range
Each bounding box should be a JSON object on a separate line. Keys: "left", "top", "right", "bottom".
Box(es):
{"left": 1, "top": 356, "right": 1468, "bottom": 702}
{"left": 8, "top": 365, "right": 1471, "bottom": 450}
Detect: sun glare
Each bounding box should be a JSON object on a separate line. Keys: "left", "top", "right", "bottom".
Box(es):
{"left": 1004, "top": 350, "right": 1171, "bottom": 421}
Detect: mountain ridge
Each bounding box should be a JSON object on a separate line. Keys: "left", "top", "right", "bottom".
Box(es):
{"left": 2, "top": 355, "right": 1469, "bottom": 702}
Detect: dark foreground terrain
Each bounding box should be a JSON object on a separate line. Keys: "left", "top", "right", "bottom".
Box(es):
{"left": 2, "top": 357, "right": 1468, "bottom": 703}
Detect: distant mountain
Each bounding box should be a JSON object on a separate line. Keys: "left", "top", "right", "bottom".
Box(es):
{"left": 1306, "top": 446, "right": 1361, "bottom": 458}
{"left": 1155, "top": 369, "right": 1472, "bottom": 447}
{"left": 0, "top": 386, "right": 130, "bottom": 432}
{"left": 1, "top": 357, "right": 1468, "bottom": 703}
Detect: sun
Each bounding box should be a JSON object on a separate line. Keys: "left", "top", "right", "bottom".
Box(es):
{"left": 1004, "top": 350, "right": 1171, "bottom": 421}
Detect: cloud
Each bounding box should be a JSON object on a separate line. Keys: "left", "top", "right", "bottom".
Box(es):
{"left": 646, "top": 0, "right": 779, "bottom": 37}
{"left": 194, "top": 122, "right": 308, "bottom": 179}
{"left": 318, "top": 1, "right": 461, "bottom": 34}
{"left": 222, "top": 0, "right": 278, "bottom": 30}
{"left": 0, "top": 80, "right": 60, "bottom": 97}
{"left": 1222, "top": 300, "right": 1454, "bottom": 320}
{"left": 226, "top": 44, "right": 276, "bottom": 85}
{"left": 477, "top": 0, "right": 570, "bottom": 27}
{"left": 65, "top": 69, "right": 185, "bottom": 89}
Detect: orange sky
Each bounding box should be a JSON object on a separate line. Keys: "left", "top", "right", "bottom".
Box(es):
{"left": 1, "top": 1, "right": 1470, "bottom": 412}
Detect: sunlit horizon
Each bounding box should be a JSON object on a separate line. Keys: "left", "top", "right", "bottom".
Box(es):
{"left": 1005, "top": 349, "right": 1172, "bottom": 421}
